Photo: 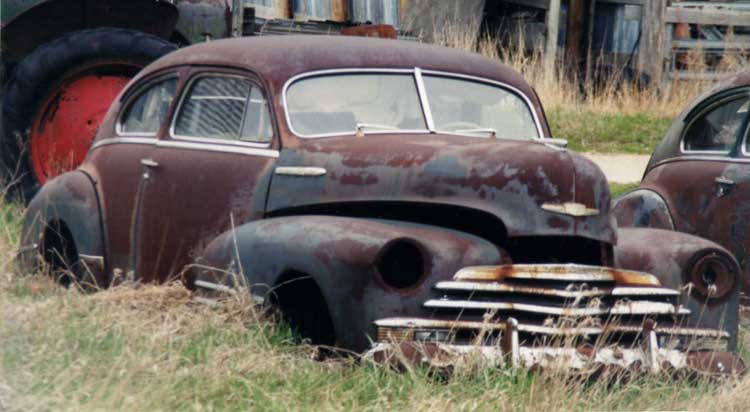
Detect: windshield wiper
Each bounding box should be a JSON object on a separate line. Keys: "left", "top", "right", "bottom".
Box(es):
{"left": 355, "top": 123, "right": 399, "bottom": 137}
{"left": 454, "top": 128, "right": 497, "bottom": 138}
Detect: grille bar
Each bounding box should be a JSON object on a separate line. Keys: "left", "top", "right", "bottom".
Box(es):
{"left": 424, "top": 299, "right": 691, "bottom": 316}
{"left": 375, "top": 317, "right": 730, "bottom": 339}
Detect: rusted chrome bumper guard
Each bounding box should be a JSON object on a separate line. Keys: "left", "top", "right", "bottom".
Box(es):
{"left": 365, "top": 264, "right": 745, "bottom": 376}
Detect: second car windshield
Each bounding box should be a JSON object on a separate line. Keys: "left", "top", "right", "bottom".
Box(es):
{"left": 285, "top": 71, "right": 540, "bottom": 139}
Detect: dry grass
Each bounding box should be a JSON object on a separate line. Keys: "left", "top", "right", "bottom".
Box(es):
{"left": 2, "top": 199, "right": 750, "bottom": 411}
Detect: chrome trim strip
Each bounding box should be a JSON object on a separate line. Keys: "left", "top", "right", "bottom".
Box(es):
{"left": 434, "top": 282, "right": 678, "bottom": 298}
{"left": 91, "top": 137, "right": 159, "bottom": 150}
{"left": 650, "top": 155, "right": 750, "bottom": 170}
{"left": 435, "top": 281, "right": 609, "bottom": 298}
{"left": 423, "top": 300, "right": 691, "bottom": 316}
{"left": 275, "top": 166, "right": 327, "bottom": 176}
{"left": 611, "top": 287, "right": 680, "bottom": 296}
{"left": 169, "top": 134, "right": 272, "bottom": 149}
{"left": 155, "top": 140, "right": 279, "bottom": 158}
{"left": 375, "top": 318, "right": 728, "bottom": 338}
{"left": 414, "top": 67, "right": 436, "bottom": 132}
{"left": 281, "top": 67, "right": 545, "bottom": 140}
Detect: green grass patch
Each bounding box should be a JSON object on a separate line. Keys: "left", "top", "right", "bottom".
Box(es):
{"left": 609, "top": 182, "right": 640, "bottom": 198}
{"left": 548, "top": 108, "right": 672, "bottom": 154}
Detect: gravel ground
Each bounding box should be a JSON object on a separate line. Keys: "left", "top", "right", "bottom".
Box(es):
{"left": 583, "top": 153, "right": 650, "bottom": 183}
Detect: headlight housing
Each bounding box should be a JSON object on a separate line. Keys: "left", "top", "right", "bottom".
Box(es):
{"left": 686, "top": 252, "right": 737, "bottom": 303}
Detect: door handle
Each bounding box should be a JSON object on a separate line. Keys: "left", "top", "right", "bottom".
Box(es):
{"left": 715, "top": 176, "right": 735, "bottom": 197}
{"left": 140, "top": 158, "right": 159, "bottom": 168}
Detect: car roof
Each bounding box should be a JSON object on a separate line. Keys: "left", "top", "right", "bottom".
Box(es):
{"left": 138, "top": 35, "right": 537, "bottom": 98}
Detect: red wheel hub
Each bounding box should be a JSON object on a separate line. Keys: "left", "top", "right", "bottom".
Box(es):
{"left": 30, "top": 71, "right": 131, "bottom": 183}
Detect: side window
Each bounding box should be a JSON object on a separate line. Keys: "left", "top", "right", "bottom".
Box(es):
{"left": 119, "top": 77, "right": 178, "bottom": 135}
{"left": 174, "top": 75, "right": 273, "bottom": 143}
{"left": 683, "top": 94, "right": 750, "bottom": 152}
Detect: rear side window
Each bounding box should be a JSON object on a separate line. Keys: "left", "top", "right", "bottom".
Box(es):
{"left": 173, "top": 75, "right": 273, "bottom": 143}
{"left": 683, "top": 94, "right": 749, "bottom": 153}
{"left": 119, "top": 77, "right": 178, "bottom": 135}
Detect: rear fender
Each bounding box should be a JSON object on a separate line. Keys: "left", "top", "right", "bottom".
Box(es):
{"left": 18, "top": 171, "right": 106, "bottom": 286}
{"left": 613, "top": 189, "right": 675, "bottom": 230}
{"left": 191, "top": 216, "right": 505, "bottom": 352}
{"left": 614, "top": 228, "right": 740, "bottom": 349}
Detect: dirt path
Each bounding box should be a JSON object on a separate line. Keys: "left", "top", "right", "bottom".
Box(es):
{"left": 583, "top": 153, "right": 650, "bottom": 183}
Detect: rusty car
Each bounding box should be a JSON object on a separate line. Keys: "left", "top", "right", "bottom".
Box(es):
{"left": 614, "top": 70, "right": 750, "bottom": 298}
{"left": 18, "top": 36, "right": 745, "bottom": 375}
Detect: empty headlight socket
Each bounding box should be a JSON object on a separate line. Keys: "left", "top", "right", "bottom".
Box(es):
{"left": 374, "top": 238, "right": 429, "bottom": 292}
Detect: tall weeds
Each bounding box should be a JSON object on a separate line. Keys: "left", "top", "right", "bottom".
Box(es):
{"left": 430, "top": 21, "right": 746, "bottom": 119}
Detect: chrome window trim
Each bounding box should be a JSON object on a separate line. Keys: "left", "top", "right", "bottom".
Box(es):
{"left": 414, "top": 67, "right": 436, "bottom": 131}
{"left": 740, "top": 126, "right": 750, "bottom": 157}
{"left": 115, "top": 74, "right": 179, "bottom": 137}
{"left": 650, "top": 155, "right": 750, "bottom": 171}
{"left": 282, "top": 68, "right": 545, "bottom": 140}
{"left": 169, "top": 73, "right": 273, "bottom": 148}
{"left": 679, "top": 91, "right": 750, "bottom": 155}
{"left": 91, "top": 137, "right": 159, "bottom": 150}
{"left": 739, "top": 103, "right": 750, "bottom": 157}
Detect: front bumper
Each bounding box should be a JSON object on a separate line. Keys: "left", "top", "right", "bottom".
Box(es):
{"left": 366, "top": 264, "right": 744, "bottom": 376}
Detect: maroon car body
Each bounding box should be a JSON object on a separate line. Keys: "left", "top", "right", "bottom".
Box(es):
{"left": 614, "top": 71, "right": 750, "bottom": 295}
{"left": 19, "top": 36, "right": 744, "bottom": 374}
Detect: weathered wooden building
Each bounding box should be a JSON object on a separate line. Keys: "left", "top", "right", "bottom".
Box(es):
{"left": 231, "top": 1, "right": 749, "bottom": 84}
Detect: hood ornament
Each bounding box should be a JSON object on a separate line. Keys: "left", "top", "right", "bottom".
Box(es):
{"left": 542, "top": 202, "right": 599, "bottom": 217}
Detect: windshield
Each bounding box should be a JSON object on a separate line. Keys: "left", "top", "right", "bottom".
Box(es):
{"left": 285, "top": 71, "right": 540, "bottom": 139}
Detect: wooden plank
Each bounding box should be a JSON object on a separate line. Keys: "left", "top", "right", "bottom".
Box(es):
{"left": 665, "top": 7, "right": 750, "bottom": 26}
{"left": 544, "top": 0, "right": 561, "bottom": 76}
{"left": 566, "top": 0, "right": 585, "bottom": 63}
{"left": 638, "top": 0, "right": 669, "bottom": 85}
{"left": 331, "top": 0, "right": 348, "bottom": 22}
{"left": 672, "top": 40, "right": 750, "bottom": 51}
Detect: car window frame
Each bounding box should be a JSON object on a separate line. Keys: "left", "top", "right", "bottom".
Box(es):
{"left": 281, "top": 67, "right": 545, "bottom": 140}
{"left": 680, "top": 88, "right": 750, "bottom": 156}
{"left": 115, "top": 72, "right": 180, "bottom": 138}
{"left": 168, "top": 70, "right": 276, "bottom": 149}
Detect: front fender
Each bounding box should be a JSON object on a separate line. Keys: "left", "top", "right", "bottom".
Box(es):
{"left": 18, "top": 171, "right": 106, "bottom": 286}
{"left": 614, "top": 228, "right": 740, "bottom": 350}
{"left": 613, "top": 189, "right": 675, "bottom": 230}
{"left": 192, "top": 216, "right": 504, "bottom": 352}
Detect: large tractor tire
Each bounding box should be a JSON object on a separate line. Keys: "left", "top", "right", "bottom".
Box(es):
{"left": 1, "top": 28, "right": 177, "bottom": 201}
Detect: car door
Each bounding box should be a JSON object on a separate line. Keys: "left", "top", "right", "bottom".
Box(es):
{"left": 133, "top": 69, "right": 279, "bottom": 283}
{"left": 85, "top": 72, "right": 181, "bottom": 276}
{"left": 644, "top": 89, "right": 750, "bottom": 276}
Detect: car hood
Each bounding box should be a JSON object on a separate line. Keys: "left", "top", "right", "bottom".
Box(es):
{"left": 267, "top": 134, "right": 615, "bottom": 244}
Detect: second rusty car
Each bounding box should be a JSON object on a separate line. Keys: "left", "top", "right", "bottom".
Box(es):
{"left": 19, "top": 36, "right": 744, "bottom": 374}
{"left": 614, "top": 71, "right": 750, "bottom": 299}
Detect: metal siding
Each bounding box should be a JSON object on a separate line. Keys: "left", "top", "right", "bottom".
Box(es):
{"left": 351, "top": 0, "right": 400, "bottom": 26}
{"left": 293, "top": 0, "right": 332, "bottom": 19}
